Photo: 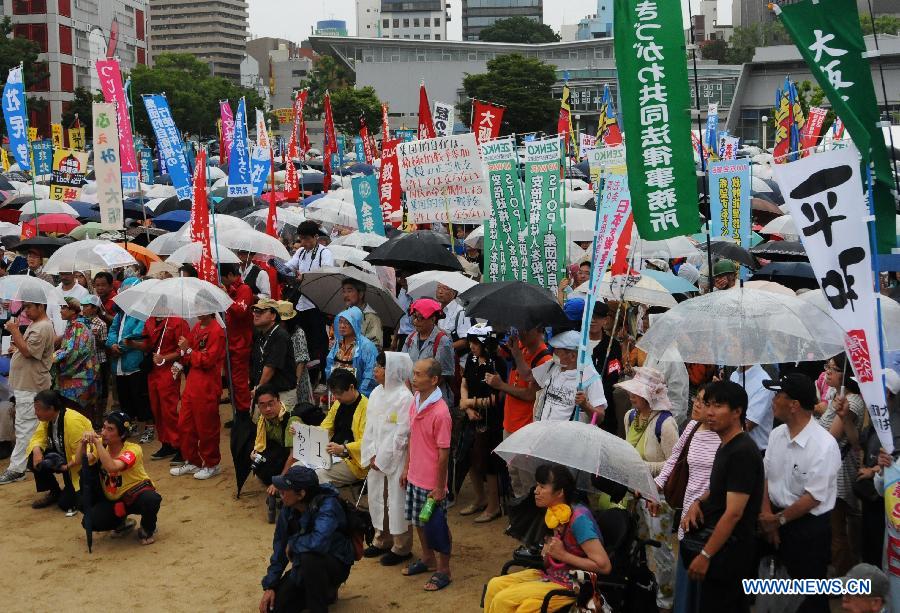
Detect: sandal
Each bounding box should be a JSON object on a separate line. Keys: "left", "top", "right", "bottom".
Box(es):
{"left": 137, "top": 527, "right": 156, "bottom": 545}
{"left": 402, "top": 559, "right": 436, "bottom": 576}
{"left": 424, "top": 571, "right": 452, "bottom": 591}
{"left": 111, "top": 518, "right": 136, "bottom": 538}
{"left": 473, "top": 510, "right": 502, "bottom": 524}
{"left": 458, "top": 503, "right": 486, "bottom": 516}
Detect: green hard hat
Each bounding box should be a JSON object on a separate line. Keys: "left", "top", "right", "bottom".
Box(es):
{"left": 713, "top": 259, "right": 739, "bottom": 277}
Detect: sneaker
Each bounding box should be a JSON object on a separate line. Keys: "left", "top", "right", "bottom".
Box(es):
{"left": 0, "top": 470, "right": 25, "bottom": 485}
{"left": 64, "top": 508, "right": 78, "bottom": 517}
{"left": 128, "top": 423, "right": 140, "bottom": 438}
{"left": 111, "top": 518, "right": 136, "bottom": 538}
{"left": 138, "top": 426, "right": 155, "bottom": 444}
{"left": 380, "top": 551, "right": 412, "bottom": 567}
{"left": 169, "top": 463, "right": 199, "bottom": 477}
{"left": 193, "top": 465, "right": 221, "bottom": 480}
{"left": 31, "top": 490, "right": 60, "bottom": 509}
{"left": 151, "top": 444, "right": 177, "bottom": 460}
{"left": 363, "top": 544, "right": 390, "bottom": 558}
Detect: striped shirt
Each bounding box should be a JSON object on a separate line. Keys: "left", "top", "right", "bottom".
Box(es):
{"left": 655, "top": 420, "right": 721, "bottom": 539}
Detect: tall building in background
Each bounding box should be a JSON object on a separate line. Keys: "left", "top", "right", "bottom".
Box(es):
{"left": 462, "top": 0, "right": 543, "bottom": 41}
{"left": 148, "top": 0, "right": 248, "bottom": 81}
{"left": 380, "top": 0, "right": 449, "bottom": 40}
{"left": 357, "top": 0, "right": 382, "bottom": 37}
{"left": 4, "top": 0, "right": 149, "bottom": 134}
{"left": 577, "top": 0, "right": 613, "bottom": 39}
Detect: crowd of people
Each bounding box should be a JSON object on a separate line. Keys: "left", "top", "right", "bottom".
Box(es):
{"left": 0, "top": 217, "right": 898, "bottom": 613}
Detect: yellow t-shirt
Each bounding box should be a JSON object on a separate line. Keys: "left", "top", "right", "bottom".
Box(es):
{"left": 98, "top": 442, "right": 154, "bottom": 501}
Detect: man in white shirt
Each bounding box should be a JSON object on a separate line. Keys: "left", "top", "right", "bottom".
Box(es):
{"left": 730, "top": 365, "right": 774, "bottom": 453}
{"left": 434, "top": 283, "right": 471, "bottom": 368}
{"left": 531, "top": 330, "right": 606, "bottom": 423}
{"left": 56, "top": 271, "right": 90, "bottom": 301}
{"left": 758, "top": 373, "right": 841, "bottom": 613}
{"left": 236, "top": 250, "right": 271, "bottom": 299}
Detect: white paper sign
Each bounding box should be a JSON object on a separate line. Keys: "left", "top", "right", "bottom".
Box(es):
{"left": 579, "top": 133, "right": 597, "bottom": 152}
{"left": 774, "top": 145, "right": 892, "bottom": 452}
{"left": 432, "top": 101, "right": 455, "bottom": 138}
{"left": 396, "top": 133, "right": 492, "bottom": 224}
{"left": 292, "top": 424, "right": 333, "bottom": 470}
{"left": 92, "top": 243, "right": 137, "bottom": 268}
{"left": 92, "top": 102, "right": 124, "bottom": 230}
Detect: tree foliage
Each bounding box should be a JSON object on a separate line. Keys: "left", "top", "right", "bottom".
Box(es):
{"left": 699, "top": 38, "right": 728, "bottom": 62}
{"left": 299, "top": 55, "right": 355, "bottom": 119}
{"left": 0, "top": 16, "right": 48, "bottom": 137}
{"left": 478, "top": 16, "right": 561, "bottom": 44}
{"left": 720, "top": 22, "right": 790, "bottom": 64}
{"left": 60, "top": 87, "right": 104, "bottom": 140}
{"left": 129, "top": 53, "right": 266, "bottom": 144}
{"left": 860, "top": 14, "right": 900, "bottom": 35}
{"left": 329, "top": 86, "right": 382, "bottom": 136}
{"left": 458, "top": 54, "right": 558, "bottom": 136}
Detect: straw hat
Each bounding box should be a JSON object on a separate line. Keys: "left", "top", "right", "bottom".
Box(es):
{"left": 615, "top": 366, "right": 672, "bottom": 412}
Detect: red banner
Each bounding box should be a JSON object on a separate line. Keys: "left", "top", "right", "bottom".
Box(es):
{"left": 95, "top": 59, "right": 138, "bottom": 177}
{"left": 381, "top": 103, "right": 389, "bottom": 149}
{"left": 418, "top": 84, "right": 435, "bottom": 140}
{"left": 610, "top": 214, "right": 635, "bottom": 276}
{"left": 473, "top": 101, "right": 504, "bottom": 144}
{"left": 360, "top": 116, "right": 374, "bottom": 164}
{"left": 323, "top": 92, "right": 337, "bottom": 191}
{"left": 190, "top": 150, "right": 217, "bottom": 284}
{"left": 800, "top": 106, "right": 827, "bottom": 156}
{"left": 378, "top": 138, "right": 402, "bottom": 223}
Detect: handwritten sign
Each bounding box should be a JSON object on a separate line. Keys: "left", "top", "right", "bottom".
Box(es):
{"left": 292, "top": 424, "right": 332, "bottom": 470}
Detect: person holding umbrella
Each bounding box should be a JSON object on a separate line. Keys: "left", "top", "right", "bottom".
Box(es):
{"left": 220, "top": 263, "right": 254, "bottom": 415}
{"left": 341, "top": 277, "right": 383, "bottom": 347}
{"left": 142, "top": 312, "right": 190, "bottom": 462}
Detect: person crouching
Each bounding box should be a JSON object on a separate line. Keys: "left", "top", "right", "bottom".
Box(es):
{"left": 252, "top": 384, "right": 299, "bottom": 523}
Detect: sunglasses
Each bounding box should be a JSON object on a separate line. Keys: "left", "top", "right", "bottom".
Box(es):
{"left": 251, "top": 307, "right": 275, "bottom": 315}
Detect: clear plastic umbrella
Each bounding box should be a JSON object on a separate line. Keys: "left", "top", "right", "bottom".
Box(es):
{"left": 494, "top": 420, "right": 659, "bottom": 502}
{"left": 328, "top": 245, "right": 374, "bottom": 271}
{"left": 636, "top": 287, "right": 846, "bottom": 365}
{"left": 112, "top": 277, "right": 233, "bottom": 321}
{"left": 18, "top": 198, "right": 78, "bottom": 217}
{"left": 464, "top": 225, "right": 484, "bottom": 249}
{"left": 173, "top": 214, "right": 251, "bottom": 239}
{"left": 406, "top": 270, "right": 479, "bottom": 300}
{"left": 800, "top": 289, "right": 900, "bottom": 351}
{"left": 43, "top": 239, "right": 137, "bottom": 274}
{"left": 216, "top": 228, "right": 291, "bottom": 260}
{"left": 564, "top": 209, "right": 597, "bottom": 242}
{"left": 244, "top": 208, "right": 306, "bottom": 230}
{"left": 0, "top": 275, "right": 66, "bottom": 305}
{"left": 305, "top": 199, "right": 358, "bottom": 228}
{"left": 577, "top": 272, "right": 678, "bottom": 308}
{"left": 630, "top": 235, "right": 701, "bottom": 260}
{"left": 332, "top": 231, "right": 389, "bottom": 249}
{"left": 760, "top": 215, "right": 798, "bottom": 236}
{"left": 146, "top": 232, "right": 191, "bottom": 256}
{"left": 166, "top": 241, "right": 241, "bottom": 265}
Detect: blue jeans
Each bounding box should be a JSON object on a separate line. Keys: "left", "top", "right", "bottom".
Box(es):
{"left": 675, "top": 552, "right": 700, "bottom": 613}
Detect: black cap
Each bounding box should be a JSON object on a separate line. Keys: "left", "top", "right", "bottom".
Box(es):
{"left": 271, "top": 465, "right": 319, "bottom": 492}
{"left": 763, "top": 373, "right": 817, "bottom": 410}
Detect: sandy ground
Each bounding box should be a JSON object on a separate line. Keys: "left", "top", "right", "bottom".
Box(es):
{"left": 0, "top": 404, "right": 516, "bottom": 613}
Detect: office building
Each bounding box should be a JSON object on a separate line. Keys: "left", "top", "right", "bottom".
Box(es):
{"left": 380, "top": 0, "right": 449, "bottom": 40}
{"left": 577, "top": 0, "right": 613, "bottom": 39}
{"left": 148, "top": 0, "right": 248, "bottom": 82}
{"left": 357, "top": 0, "right": 382, "bottom": 37}
{"left": 314, "top": 19, "right": 347, "bottom": 37}
{"left": 461, "top": 0, "right": 543, "bottom": 41}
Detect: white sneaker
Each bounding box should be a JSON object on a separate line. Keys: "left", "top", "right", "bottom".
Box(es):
{"left": 193, "top": 465, "right": 221, "bottom": 480}
{"left": 170, "top": 463, "right": 199, "bottom": 477}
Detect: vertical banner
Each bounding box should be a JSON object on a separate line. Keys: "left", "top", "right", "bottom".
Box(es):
{"left": 51, "top": 123, "right": 63, "bottom": 148}
{"left": 418, "top": 83, "right": 436, "bottom": 140}
{"left": 354, "top": 136, "right": 365, "bottom": 162}
{"left": 473, "top": 100, "right": 504, "bottom": 144}
{"left": 523, "top": 136, "right": 566, "bottom": 293}
{"left": 801, "top": 106, "right": 828, "bottom": 155}
{"left": 255, "top": 109, "right": 269, "bottom": 149}
{"left": 227, "top": 98, "right": 252, "bottom": 197}
{"left": 351, "top": 174, "right": 386, "bottom": 236}
{"left": 32, "top": 140, "right": 53, "bottom": 176}
{"left": 613, "top": 0, "right": 700, "bottom": 239}
{"left": 323, "top": 92, "right": 336, "bottom": 191}
{"left": 92, "top": 102, "right": 124, "bottom": 229}
{"left": 705, "top": 103, "right": 719, "bottom": 159}
{"left": 773, "top": 81, "right": 791, "bottom": 163}
{"left": 708, "top": 159, "right": 752, "bottom": 247}
{"left": 433, "top": 101, "right": 455, "bottom": 138}
{"left": 587, "top": 145, "right": 627, "bottom": 188}
{"left": 480, "top": 136, "right": 527, "bottom": 282}
{"left": 597, "top": 84, "right": 624, "bottom": 147}
{"left": 220, "top": 100, "right": 234, "bottom": 165}
{"left": 142, "top": 93, "right": 192, "bottom": 200}
{"left": 396, "top": 133, "right": 492, "bottom": 224}
{"left": 68, "top": 127, "right": 85, "bottom": 150}
{"left": 250, "top": 145, "right": 271, "bottom": 197}
{"left": 189, "top": 150, "right": 217, "bottom": 284}
{"left": 378, "top": 138, "right": 402, "bottom": 223}
{"left": 579, "top": 133, "right": 597, "bottom": 153}
{"left": 27, "top": 127, "right": 37, "bottom": 141}
{"left": 720, "top": 136, "right": 740, "bottom": 160}
{"left": 557, "top": 84, "right": 578, "bottom": 159}
{"left": 2, "top": 67, "right": 29, "bottom": 171}
{"left": 381, "top": 102, "right": 390, "bottom": 147}
{"left": 774, "top": 145, "right": 891, "bottom": 453}
{"left": 0, "top": 149, "right": 8, "bottom": 171}
{"left": 359, "top": 113, "right": 374, "bottom": 163}
{"left": 96, "top": 59, "right": 139, "bottom": 192}
{"left": 49, "top": 148, "right": 88, "bottom": 201}
{"left": 138, "top": 146, "right": 155, "bottom": 185}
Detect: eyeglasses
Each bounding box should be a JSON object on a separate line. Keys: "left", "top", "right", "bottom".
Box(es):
{"left": 410, "top": 312, "right": 425, "bottom": 320}
{"left": 251, "top": 307, "right": 274, "bottom": 315}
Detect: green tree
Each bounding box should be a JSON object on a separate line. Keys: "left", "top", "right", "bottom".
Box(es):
{"left": 478, "top": 16, "right": 561, "bottom": 44}
{"left": 61, "top": 87, "right": 103, "bottom": 140}
{"left": 723, "top": 22, "right": 789, "bottom": 64}
{"left": 699, "top": 38, "right": 728, "bottom": 62}
{"left": 0, "top": 16, "right": 49, "bottom": 137}
{"left": 129, "top": 53, "right": 266, "bottom": 145}
{"left": 860, "top": 14, "right": 900, "bottom": 34}
{"left": 299, "top": 55, "right": 355, "bottom": 119}
{"left": 329, "top": 86, "right": 382, "bottom": 136}
{"left": 458, "top": 54, "right": 558, "bottom": 136}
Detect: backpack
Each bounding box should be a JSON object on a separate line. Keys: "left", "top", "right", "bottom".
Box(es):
{"left": 310, "top": 493, "right": 374, "bottom": 562}
{"left": 404, "top": 329, "right": 448, "bottom": 358}
{"left": 626, "top": 409, "right": 673, "bottom": 444}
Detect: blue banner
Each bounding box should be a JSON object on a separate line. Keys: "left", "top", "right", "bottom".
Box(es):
{"left": 250, "top": 145, "right": 271, "bottom": 197}
{"left": 708, "top": 159, "right": 752, "bottom": 248}
{"left": 228, "top": 98, "right": 251, "bottom": 196}
{"left": 32, "top": 139, "right": 52, "bottom": 176}
{"left": 142, "top": 93, "right": 192, "bottom": 199}
{"left": 354, "top": 136, "right": 364, "bottom": 162}
{"left": 705, "top": 105, "right": 719, "bottom": 158}
{"left": 351, "top": 174, "right": 385, "bottom": 236}
{"left": 182, "top": 142, "right": 195, "bottom": 178}
{"left": 2, "top": 67, "right": 29, "bottom": 171}
{"left": 157, "top": 145, "right": 167, "bottom": 176}
{"left": 139, "top": 146, "right": 154, "bottom": 185}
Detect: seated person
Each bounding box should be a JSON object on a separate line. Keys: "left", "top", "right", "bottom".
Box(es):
{"left": 315, "top": 369, "right": 368, "bottom": 488}
{"left": 260, "top": 465, "right": 355, "bottom": 613}
{"left": 27, "top": 390, "right": 93, "bottom": 515}
{"left": 74, "top": 411, "right": 161, "bottom": 545}
{"left": 483, "top": 464, "right": 612, "bottom": 613}
{"left": 252, "top": 384, "right": 299, "bottom": 523}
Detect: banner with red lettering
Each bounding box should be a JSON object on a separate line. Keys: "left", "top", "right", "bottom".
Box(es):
{"left": 190, "top": 150, "right": 217, "bottom": 284}
{"left": 418, "top": 84, "right": 435, "bottom": 140}
{"left": 801, "top": 106, "right": 828, "bottom": 156}
{"left": 360, "top": 114, "right": 374, "bottom": 164}
{"left": 220, "top": 100, "right": 234, "bottom": 165}
{"left": 323, "top": 92, "right": 337, "bottom": 191}
{"left": 378, "top": 138, "right": 402, "bottom": 223}
{"left": 95, "top": 59, "right": 139, "bottom": 192}
{"left": 473, "top": 100, "right": 504, "bottom": 144}
{"left": 381, "top": 103, "right": 390, "bottom": 149}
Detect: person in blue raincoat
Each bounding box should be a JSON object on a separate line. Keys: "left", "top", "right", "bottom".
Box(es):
{"left": 325, "top": 306, "right": 377, "bottom": 396}
{"left": 106, "top": 277, "right": 151, "bottom": 432}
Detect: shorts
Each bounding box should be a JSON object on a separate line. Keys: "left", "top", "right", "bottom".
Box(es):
{"left": 405, "top": 483, "right": 446, "bottom": 528}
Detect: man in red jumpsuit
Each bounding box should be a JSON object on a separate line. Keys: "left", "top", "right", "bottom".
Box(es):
{"left": 170, "top": 312, "right": 226, "bottom": 480}
{"left": 220, "top": 264, "right": 253, "bottom": 415}
{"left": 143, "top": 315, "right": 191, "bottom": 463}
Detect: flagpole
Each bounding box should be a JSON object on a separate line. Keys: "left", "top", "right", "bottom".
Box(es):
{"left": 865, "top": 162, "right": 891, "bottom": 445}
{"left": 17, "top": 62, "right": 40, "bottom": 234}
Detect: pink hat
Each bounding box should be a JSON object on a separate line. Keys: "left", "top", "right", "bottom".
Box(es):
{"left": 615, "top": 366, "right": 672, "bottom": 412}
{"left": 409, "top": 298, "right": 443, "bottom": 320}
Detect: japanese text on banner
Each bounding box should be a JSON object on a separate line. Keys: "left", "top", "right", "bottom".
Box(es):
{"left": 378, "top": 138, "right": 402, "bottom": 223}
{"left": 227, "top": 98, "right": 252, "bottom": 197}
{"left": 708, "top": 160, "right": 751, "bottom": 247}
{"left": 2, "top": 67, "right": 29, "bottom": 171}
{"left": 351, "top": 174, "right": 386, "bottom": 236}
{"left": 480, "top": 136, "right": 528, "bottom": 282}
{"left": 49, "top": 148, "right": 88, "bottom": 201}
{"left": 95, "top": 59, "right": 139, "bottom": 192}
{"left": 92, "top": 102, "right": 124, "bottom": 229}
{"left": 142, "top": 93, "right": 192, "bottom": 200}
{"left": 523, "top": 136, "right": 566, "bottom": 294}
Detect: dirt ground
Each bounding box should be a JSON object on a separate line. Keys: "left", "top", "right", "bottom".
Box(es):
{"left": 0, "top": 404, "right": 517, "bottom": 613}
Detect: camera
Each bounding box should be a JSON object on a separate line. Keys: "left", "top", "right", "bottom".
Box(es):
{"left": 250, "top": 452, "right": 267, "bottom": 472}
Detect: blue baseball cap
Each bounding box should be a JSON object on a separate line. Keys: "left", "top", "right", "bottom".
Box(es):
{"left": 272, "top": 465, "right": 319, "bottom": 491}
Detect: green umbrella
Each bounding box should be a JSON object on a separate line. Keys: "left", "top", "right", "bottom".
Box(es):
{"left": 68, "top": 222, "right": 109, "bottom": 241}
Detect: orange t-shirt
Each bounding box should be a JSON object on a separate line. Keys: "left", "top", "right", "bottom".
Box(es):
{"left": 502, "top": 342, "right": 553, "bottom": 433}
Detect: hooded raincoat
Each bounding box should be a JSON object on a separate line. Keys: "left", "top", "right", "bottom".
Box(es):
{"left": 325, "top": 306, "right": 378, "bottom": 396}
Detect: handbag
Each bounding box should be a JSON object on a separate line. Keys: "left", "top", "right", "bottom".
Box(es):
{"left": 680, "top": 525, "right": 736, "bottom": 577}
{"left": 662, "top": 421, "right": 700, "bottom": 509}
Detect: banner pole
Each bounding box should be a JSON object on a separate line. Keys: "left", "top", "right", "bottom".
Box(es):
{"left": 865, "top": 162, "right": 890, "bottom": 429}
{"left": 19, "top": 62, "right": 39, "bottom": 233}
{"left": 122, "top": 61, "right": 150, "bottom": 242}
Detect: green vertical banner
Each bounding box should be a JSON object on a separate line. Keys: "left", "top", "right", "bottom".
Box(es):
{"left": 480, "top": 136, "right": 527, "bottom": 282}
{"left": 775, "top": 0, "right": 897, "bottom": 254}
{"left": 613, "top": 0, "right": 700, "bottom": 239}
{"left": 523, "top": 136, "right": 566, "bottom": 293}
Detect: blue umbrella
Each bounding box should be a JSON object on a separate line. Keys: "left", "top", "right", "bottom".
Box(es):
{"left": 152, "top": 210, "right": 190, "bottom": 231}
{"left": 343, "top": 163, "right": 375, "bottom": 175}
{"left": 640, "top": 269, "right": 699, "bottom": 294}
{"left": 68, "top": 201, "right": 97, "bottom": 219}
{"left": 302, "top": 192, "right": 326, "bottom": 207}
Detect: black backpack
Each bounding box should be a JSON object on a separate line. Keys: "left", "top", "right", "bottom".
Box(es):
{"left": 311, "top": 493, "right": 374, "bottom": 562}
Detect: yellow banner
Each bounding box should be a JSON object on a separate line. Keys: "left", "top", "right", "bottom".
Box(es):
{"left": 27, "top": 127, "right": 38, "bottom": 142}
{"left": 273, "top": 108, "right": 292, "bottom": 124}
{"left": 50, "top": 148, "right": 89, "bottom": 201}
{"left": 51, "top": 124, "right": 63, "bottom": 148}
{"left": 1, "top": 148, "right": 9, "bottom": 172}
{"left": 68, "top": 127, "right": 85, "bottom": 150}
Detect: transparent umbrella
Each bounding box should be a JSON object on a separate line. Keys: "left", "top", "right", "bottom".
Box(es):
{"left": 305, "top": 200, "right": 358, "bottom": 228}
{"left": 0, "top": 275, "right": 66, "bottom": 305}
{"left": 577, "top": 272, "right": 678, "bottom": 308}
{"left": 173, "top": 214, "right": 252, "bottom": 239}
{"left": 112, "top": 277, "right": 233, "bottom": 320}
{"left": 146, "top": 232, "right": 191, "bottom": 256}
{"left": 630, "top": 235, "right": 701, "bottom": 260}
{"left": 332, "top": 231, "right": 389, "bottom": 249}
{"left": 406, "top": 270, "right": 479, "bottom": 300}
{"left": 636, "top": 287, "right": 846, "bottom": 364}
{"left": 244, "top": 208, "right": 306, "bottom": 230}
{"left": 18, "top": 198, "right": 78, "bottom": 217}
{"left": 760, "top": 215, "right": 799, "bottom": 237}
{"left": 43, "top": 239, "right": 137, "bottom": 274}
{"left": 166, "top": 241, "right": 241, "bottom": 265}
{"left": 327, "top": 245, "right": 373, "bottom": 271}
{"left": 494, "top": 420, "right": 659, "bottom": 502}
{"left": 800, "top": 289, "right": 900, "bottom": 351}
{"left": 216, "top": 228, "right": 291, "bottom": 260}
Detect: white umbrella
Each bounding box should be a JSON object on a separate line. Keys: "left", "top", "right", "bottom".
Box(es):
{"left": 464, "top": 225, "right": 484, "bottom": 249}
{"left": 144, "top": 197, "right": 167, "bottom": 212}
{"left": 567, "top": 189, "right": 595, "bottom": 209}
{"left": 146, "top": 232, "right": 191, "bottom": 256}
{"left": 216, "top": 228, "right": 291, "bottom": 260}
{"left": 800, "top": 289, "right": 900, "bottom": 351}
{"left": 743, "top": 280, "right": 795, "bottom": 297}
{"left": 0, "top": 222, "right": 20, "bottom": 236}
{"left": 207, "top": 166, "right": 226, "bottom": 180}
{"left": 145, "top": 184, "right": 177, "bottom": 198}
{"left": 332, "top": 231, "right": 389, "bottom": 249}
{"left": 244, "top": 208, "right": 306, "bottom": 229}
{"left": 298, "top": 265, "right": 404, "bottom": 326}
{"left": 306, "top": 200, "right": 358, "bottom": 228}
{"left": 328, "top": 244, "right": 373, "bottom": 270}
{"left": 167, "top": 241, "right": 241, "bottom": 265}
{"left": 636, "top": 287, "right": 846, "bottom": 365}
{"left": 577, "top": 272, "right": 678, "bottom": 309}
{"left": 43, "top": 239, "right": 137, "bottom": 274}
{"left": 752, "top": 176, "right": 773, "bottom": 192}
{"left": 18, "top": 199, "right": 78, "bottom": 217}
{"left": 494, "top": 421, "right": 659, "bottom": 502}
{"left": 406, "top": 270, "right": 479, "bottom": 300}
{"left": 760, "top": 215, "right": 798, "bottom": 236}
{"left": 630, "top": 235, "right": 701, "bottom": 260}
{"left": 565, "top": 209, "right": 598, "bottom": 242}
{"left": 0, "top": 275, "right": 66, "bottom": 305}
{"left": 112, "top": 277, "right": 233, "bottom": 321}
{"left": 173, "top": 214, "right": 252, "bottom": 239}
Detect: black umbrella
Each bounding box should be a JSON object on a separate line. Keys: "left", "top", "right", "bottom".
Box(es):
{"left": 126, "top": 226, "right": 167, "bottom": 246}
{"left": 2, "top": 170, "right": 31, "bottom": 183}
{"left": 749, "top": 240, "right": 808, "bottom": 262}
{"left": 154, "top": 174, "right": 173, "bottom": 185}
{"left": 152, "top": 196, "right": 192, "bottom": 216}
{"left": 698, "top": 239, "right": 758, "bottom": 269}
{"left": 14, "top": 236, "right": 74, "bottom": 255}
{"left": 80, "top": 459, "right": 99, "bottom": 552}
{"left": 0, "top": 176, "right": 14, "bottom": 191}
{"left": 459, "top": 281, "right": 571, "bottom": 330}
{"left": 230, "top": 410, "right": 256, "bottom": 497}
{"left": 215, "top": 196, "right": 257, "bottom": 215}
{"left": 365, "top": 231, "right": 462, "bottom": 272}
{"left": 750, "top": 261, "right": 818, "bottom": 291}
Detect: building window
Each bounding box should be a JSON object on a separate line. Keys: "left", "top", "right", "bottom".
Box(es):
{"left": 403, "top": 34, "right": 410, "bottom": 38}
{"left": 59, "top": 25, "right": 72, "bottom": 55}
{"left": 435, "top": 17, "right": 440, "bottom": 27}
{"left": 424, "top": 17, "right": 430, "bottom": 27}
{"left": 12, "top": 0, "right": 47, "bottom": 14}
{"left": 137, "top": 47, "right": 146, "bottom": 65}
{"left": 32, "top": 61, "right": 49, "bottom": 91}
{"left": 14, "top": 23, "right": 48, "bottom": 53}
{"left": 413, "top": 18, "right": 420, "bottom": 27}
{"left": 383, "top": 19, "right": 389, "bottom": 28}
{"left": 136, "top": 9, "right": 145, "bottom": 40}
{"left": 424, "top": 34, "right": 430, "bottom": 39}
{"left": 60, "top": 63, "right": 73, "bottom": 92}
{"left": 435, "top": 34, "right": 440, "bottom": 40}
{"left": 413, "top": 34, "right": 420, "bottom": 39}
{"left": 393, "top": 19, "right": 399, "bottom": 28}
{"left": 58, "top": 0, "right": 71, "bottom": 17}
{"left": 403, "top": 18, "right": 409, "bottom": 27}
